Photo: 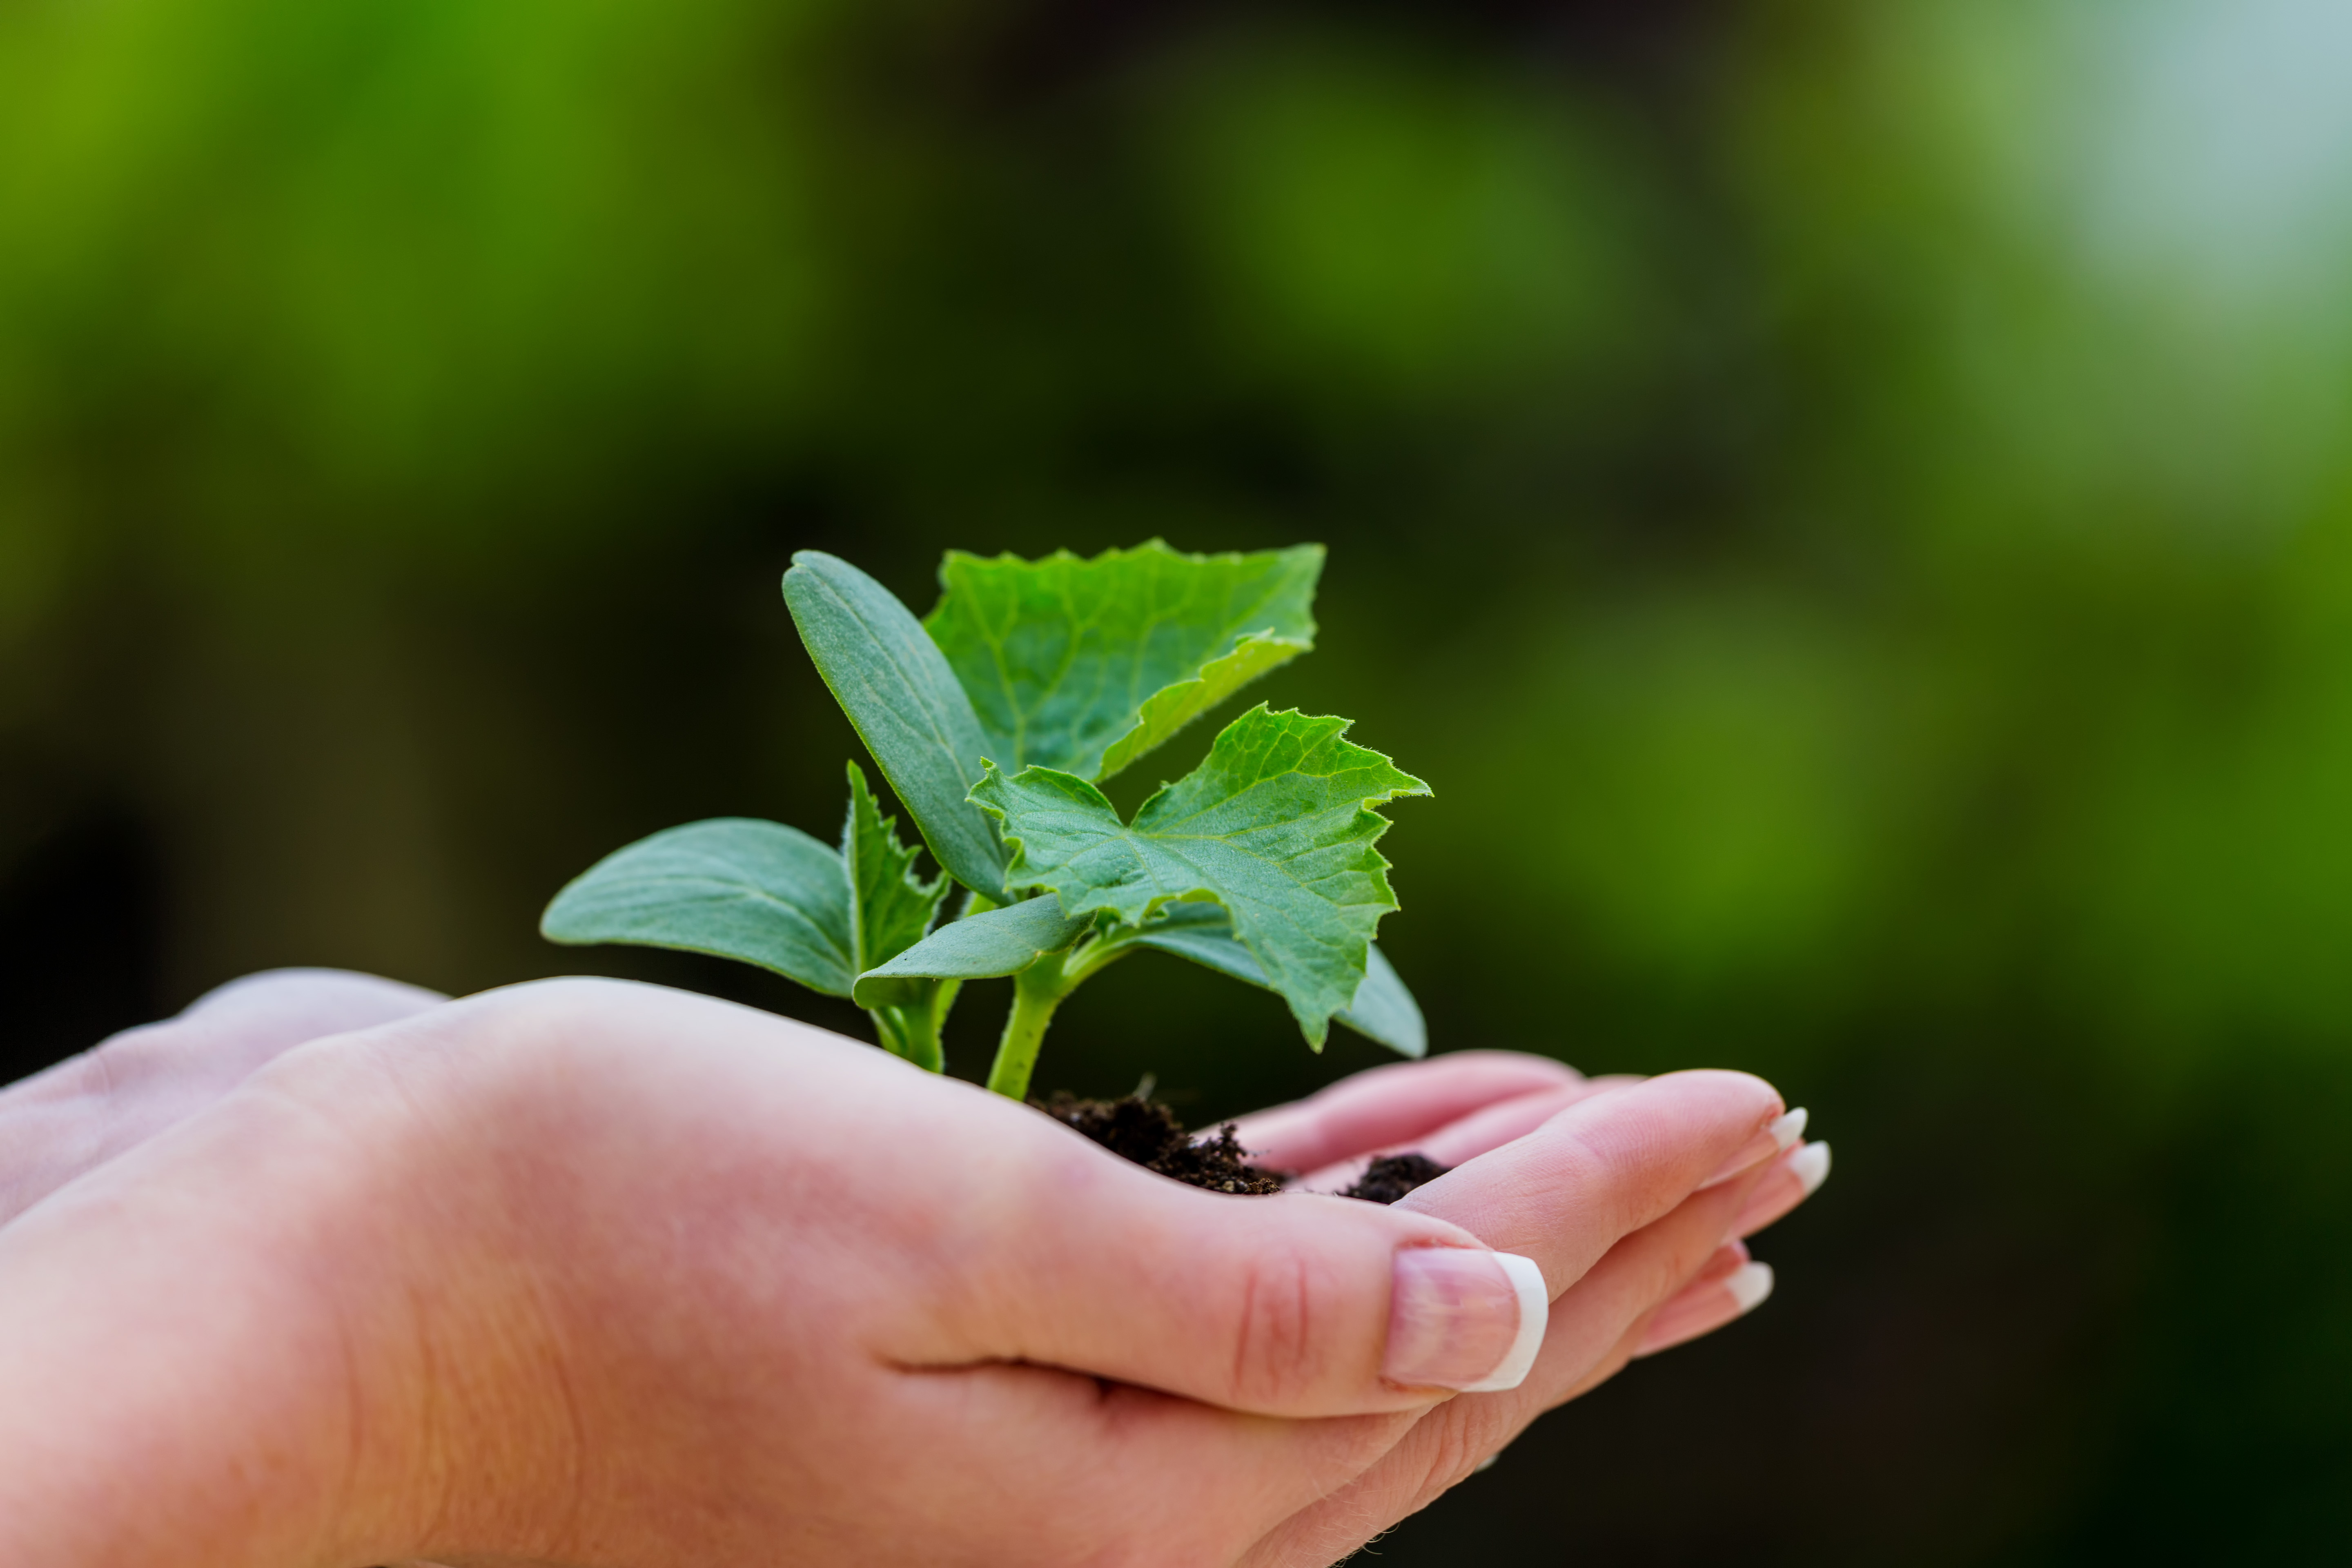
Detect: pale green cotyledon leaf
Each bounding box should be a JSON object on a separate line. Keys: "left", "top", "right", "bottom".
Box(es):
{"left": 785, "top": 552, "right": 1007, "bottom": 900}
{"left": 923, "top": 539, "right": 1322, "bottom": 782}
{"left": 969, "top": 704, "right": 1428, "bottom": 1046}
{"left": 851, "top": 894, "right": 1088, "bottom": 1008}
{"left": 840, "top": 761, "right": 949, "bottom": 1011}
{"left": 1125, "top": 902, "right": 1426, "bottom": 1058}
{"left": 541, "top": 818, "right": 855, "bottom": 995}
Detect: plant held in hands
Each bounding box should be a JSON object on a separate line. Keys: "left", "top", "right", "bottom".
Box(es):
{"left": 542, "top": 541, "right": 1431, "bottom": 1186}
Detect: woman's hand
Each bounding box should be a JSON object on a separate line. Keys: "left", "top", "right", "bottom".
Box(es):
{"left": 0, "top": 979, "right": 1824, "bottom": 1566}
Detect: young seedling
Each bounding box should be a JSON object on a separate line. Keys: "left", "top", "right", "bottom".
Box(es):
{"left": 543, "top": 540, "right": 1429, "bottom": 1107}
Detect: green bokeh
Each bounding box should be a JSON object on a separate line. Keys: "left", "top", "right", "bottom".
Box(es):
{"left": 6, "top": 0, "right": 2350, "bottom": 1557}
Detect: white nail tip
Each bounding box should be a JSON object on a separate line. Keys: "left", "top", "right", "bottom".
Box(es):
{"left": 1460, "top": 1253, "right": 1549, "bottom": 1393}
{"left": 1725, "top": 1261, "right": 1775, "bottom": 1315}
{"left": 1768, "top": 1108, "right": 1809, "bottom": 1152}
{"left": 1788, "top": 1140, "right": 1832, "bottom": 1197}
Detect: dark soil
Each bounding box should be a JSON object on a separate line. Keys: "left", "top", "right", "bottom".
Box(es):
{"left": 1037, "top": 1093, "right": 1286, "bottom": 1195}
{"left": 1036, "top": 1094, "right": 1452, "bottom": 1203}
{"left": 1338, "top": 1152, "right": 1451, "bottom": 1204}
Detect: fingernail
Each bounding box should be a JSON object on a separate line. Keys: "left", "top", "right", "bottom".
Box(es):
{"left": 1699, "top": 1107, "right": 1809, "bottom": 1189}
{"left": 1787, "top": 1140, "right": 1831, "bottom": 1198}
{"left": 1384, "top": 1248, "right": 1550, "bottom": 1394}
{"left": 1725, "top": 1260, "right": 1775, "bottom": 1315}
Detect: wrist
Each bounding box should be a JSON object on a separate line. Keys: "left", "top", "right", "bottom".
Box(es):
{"left": 0, "top": 1029, "right": 557, "bottom": 1564}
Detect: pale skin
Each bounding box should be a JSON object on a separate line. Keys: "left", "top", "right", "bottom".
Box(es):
{"left": 0, "top": 971, "right": 1826, "bottom": 1566}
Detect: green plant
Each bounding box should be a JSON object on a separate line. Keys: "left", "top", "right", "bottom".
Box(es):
{"left": 542, "top": 541, "right": 1428, "bottom": 1099}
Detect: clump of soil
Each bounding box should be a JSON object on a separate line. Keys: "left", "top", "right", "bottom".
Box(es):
{"left": 1036, "top": 1094, "right": 1454, "bottom": 1203}
{"left": 1036, "top": 1093, "right": 1285, "bottom": 1196}
{"left": 1338, "top": 1152, "right": 1451, "bottom": 1204}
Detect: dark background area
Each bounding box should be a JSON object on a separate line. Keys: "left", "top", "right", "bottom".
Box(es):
{"left": 7, "top": 0, "right": 2352, "bottom": 1558}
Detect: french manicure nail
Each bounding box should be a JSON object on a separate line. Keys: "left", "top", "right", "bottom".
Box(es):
{"left": 1787, "top": 1140, "right": 1832, "bottom": 1198}
{"left": 1699, "top": 1107, "right": 1809, "bottom": 1189}
{"left": 1384, "top": 1248, "right": 1550, "bottom": 1394}
{"left": 1725, "top": 1260, "right": 1775, "bottom": 1315}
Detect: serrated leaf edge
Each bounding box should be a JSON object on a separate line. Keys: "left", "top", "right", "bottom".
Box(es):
{"left": 967, "top": 705, "right": 1428, "bottom": 1045}
{"left": 927, "top": 539, "right": 1323, "bottom": 781}
{"left": 839, "top": 760, "right": 948, "bottom": 973}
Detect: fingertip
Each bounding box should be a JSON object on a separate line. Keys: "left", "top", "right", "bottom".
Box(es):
{"left": 1791, "top": 1140, "right": 1832, "bottom": 1197}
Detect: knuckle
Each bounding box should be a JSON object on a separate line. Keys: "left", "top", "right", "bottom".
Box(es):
{"left": 1407, "top": 1405, "right": 1493, "bottom": 1503}
{"left": 1229, "top": 1247, "right": 1333, "bottom": 1408}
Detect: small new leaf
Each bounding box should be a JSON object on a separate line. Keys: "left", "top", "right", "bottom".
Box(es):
{"left": 969, "top": 705, "right": 1428, "bottom": 1045}
{"left": 1125, "top": 904, "right": 1427, "bottom": 1058}
{"left": 784, "top": 551, "right": 1007, "bottom": 900}
{"left": 541, "top": 818, "right": 856, "bottom": 996}
{"left": 924, "top": 540, "right": 1322, "bottom": 781}
{"left": 852, "top": 895, "right": 1089, "bottom": 1007}
{"left": 842, "top": 762, "right": 947, "bottom": 970}
{"left": 840, "top": 762, "right": 949, "bottom": 1011}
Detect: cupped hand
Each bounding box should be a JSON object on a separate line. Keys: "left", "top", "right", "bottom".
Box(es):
{"left": 0, "top": 979, "right": 1825, "bottom": 1567}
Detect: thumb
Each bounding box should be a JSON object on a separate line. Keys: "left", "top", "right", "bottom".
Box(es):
{"left": 906, "top": 1069, "right": 1788, "bottom": 1421}
{"left": 905, "top": 1127, "right": 1550, "bottom": 1420}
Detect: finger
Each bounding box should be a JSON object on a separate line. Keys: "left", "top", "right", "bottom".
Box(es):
{"left": 1248, "top": 1170, "right": 1772, "bottom": 1566}
{"left": 180, "top": 968, "right": 445, "bottom": 1046}
{"left": 1227, "top": 1052, "right": 1586, "bottom": 1173}
{"left": 1633, "top": 1248, "right": 1774, "bottom": 1358}
{"left": 1291, "top": 1077, "right": 1640, "bottom": 1192}
{"left": 1450, "top": 1174, "right": 1776, "bottom": 1442}
{"left": 1677, "top": 1237, "right": 1751, "bottom": 1290}
{"left": 1478, "top": 1162, "right": 1766, "bottom": 1403}
{"left": 0, "top": 971, "right": 444, "bottom": 1226}
{"left": 1394, "top": 1069, "right": 1789, "bottom": 1296}
{"left": 1733, "top": 1140, "right": 1832, "bottom": 1239}
{"left": 64, "top": 969, "right": 443, "bottom": 1115}
{"left": 1417, "top": 1077, "right": 1643, "bottom": 1165}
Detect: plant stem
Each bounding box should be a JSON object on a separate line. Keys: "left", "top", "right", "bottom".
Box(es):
{"left": 871, "top": 1003, "right": 944, "bottom": 1073}
{"left": 869, "top": 891, "right": 994, "bottom": 1074}
{"left": 980, "top": 924, "right": 1150, "bottom": 1100}
{"left": 985, "top": 961, "right": 1067, "bottom": 1100}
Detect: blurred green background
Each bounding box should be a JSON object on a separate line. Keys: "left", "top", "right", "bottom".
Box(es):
{"left": 6, "top": 0, "right": 2352, "bottom": 1557}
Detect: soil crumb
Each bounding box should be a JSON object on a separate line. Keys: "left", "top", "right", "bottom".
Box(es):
{"left": 1339, "top": 1152, "right": 1451, "bottom": 1205}
{"left": 1035, "top": 1093, "right": 1286, "bottom": 1196}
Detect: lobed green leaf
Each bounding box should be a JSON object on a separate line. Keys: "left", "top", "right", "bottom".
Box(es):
{"left": 924, "top": 539, "right": 1322, "bottom": 781}
{"left": 541, "top": 817, "right": 856, "bottom": 995}
{"left": 970, "top": 704, "right": 1428, "bottom": 1045}
{"left": 784, "top": 551, "right": 1007, "bottom": 899}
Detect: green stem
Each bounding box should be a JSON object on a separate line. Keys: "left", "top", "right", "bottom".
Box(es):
{"left": 868, "top": 889, "right": 996, "bottom": 1074}
{"left": 871, "top": 1002, "right": 944, "bottom": 1074}
{"left": 980, "top": 924, "right": 1150, "bottom": 1100}
{"left": 985, "top": 961, "right": 1067, "bottom": 1100}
